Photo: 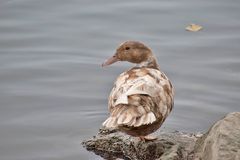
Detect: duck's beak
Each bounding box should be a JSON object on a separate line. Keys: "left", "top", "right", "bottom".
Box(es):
{"left": 102, "top": 54, "right": 119, "bottom": 67}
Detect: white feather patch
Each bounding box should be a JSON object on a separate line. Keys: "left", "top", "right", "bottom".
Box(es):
{"left": 114, "top": 79, "right": 155, "bottom": 106}
{"left": 148, "top": 112, "right": 156, "bottom": 123}
{"left": 103, "top": 117, "right": 117, "bottom": 128}
{"left": 134, "top": 112, "right": 156, "bottom": 127}
{"left": 115, "top": 94, "right": 128, "bottom": 105}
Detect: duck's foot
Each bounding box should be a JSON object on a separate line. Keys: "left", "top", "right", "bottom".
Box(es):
{"left": 139, "top": 135, "right": 157, "bottom": 141}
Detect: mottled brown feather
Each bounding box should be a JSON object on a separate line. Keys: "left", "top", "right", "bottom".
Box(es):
{"left": 103, "top": 67, "right": 174, "bottom": 137}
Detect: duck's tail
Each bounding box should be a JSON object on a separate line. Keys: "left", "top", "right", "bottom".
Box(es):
{"left": 102, "top": 104, "right": 157, "bottom": 128}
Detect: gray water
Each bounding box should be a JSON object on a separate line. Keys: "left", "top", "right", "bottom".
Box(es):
{"left": 0, "top": 0, "right": 240, "bottom": 159}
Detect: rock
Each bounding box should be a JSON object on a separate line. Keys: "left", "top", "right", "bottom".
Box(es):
{"left": 193, "top": 112, "right": 240, "bottom": 160}
{"left": 82, "top": 112, "right": 240, "bottom": 160}
{"left": 82, "top": 128, "right": 199, "bottom": 160}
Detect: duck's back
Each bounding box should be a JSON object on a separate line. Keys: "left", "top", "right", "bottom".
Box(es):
{"left": 103, "top": 67, "right": 174, "bottom": 136}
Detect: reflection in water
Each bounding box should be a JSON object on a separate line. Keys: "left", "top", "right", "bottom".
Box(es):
{"left": 0, "top": 0, "right": 240, "bottom": 159}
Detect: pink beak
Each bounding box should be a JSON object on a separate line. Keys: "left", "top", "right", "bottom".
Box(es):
{"left": 102, "top": 55, "right": 119, "bottom": 67}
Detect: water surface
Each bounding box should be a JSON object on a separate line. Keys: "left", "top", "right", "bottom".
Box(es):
{"left": 0, "top": 0, "right": 240, "bottom": 159}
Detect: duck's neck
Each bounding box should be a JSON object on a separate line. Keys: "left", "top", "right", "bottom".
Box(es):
{"left": 135, "top": 56, "right": 160, "bottom": 70}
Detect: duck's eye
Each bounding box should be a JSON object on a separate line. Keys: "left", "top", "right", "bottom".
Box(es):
{"left": 125, "top": 47, "right": 130, "bottom": 50}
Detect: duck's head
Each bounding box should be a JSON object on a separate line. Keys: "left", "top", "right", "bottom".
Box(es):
{"left": 102, "top": 41, "right": 159, "bottom": 69}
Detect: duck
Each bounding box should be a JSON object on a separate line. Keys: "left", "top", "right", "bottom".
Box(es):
{"left": 102, "top": 41, "right": 174, "bottom": 141}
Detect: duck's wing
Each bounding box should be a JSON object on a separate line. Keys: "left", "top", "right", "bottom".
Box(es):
{"left": 103, "top": 68, "right": 174, "bottom": 128}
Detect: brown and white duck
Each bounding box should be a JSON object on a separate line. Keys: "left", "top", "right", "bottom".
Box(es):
{"left": 102, "top": 41, "right": 174, "bottom": 140}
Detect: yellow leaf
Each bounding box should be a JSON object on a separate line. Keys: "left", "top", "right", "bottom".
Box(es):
{"left": 185, "top": 24, "right": 203, "bottom": 32}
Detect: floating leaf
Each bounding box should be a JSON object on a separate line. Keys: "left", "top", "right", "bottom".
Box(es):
{"left": 185, "top": 24, "right": 203, "bottom": 32}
